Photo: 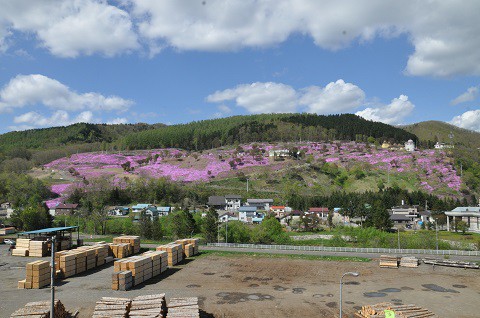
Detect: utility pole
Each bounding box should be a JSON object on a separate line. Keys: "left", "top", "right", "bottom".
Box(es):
{"left": 50, "top": 236, "right": 55, "bottom": 318}
{"left": 246, "top": 178, "right": 249, "bottom": 193}
{"left": 225, "top": 221, "right": 228, "bottom": 243}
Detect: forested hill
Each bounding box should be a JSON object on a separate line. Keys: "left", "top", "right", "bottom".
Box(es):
{"left": 0, "top": 123, "right": 162, "bottom": 152}
{"left": 121, "top": 113, "right": 417, "bottom": 151}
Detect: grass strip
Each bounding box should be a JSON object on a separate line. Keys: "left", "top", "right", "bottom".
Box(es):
{"left": 197, "top": 250, "right": 371, "bottom": 262}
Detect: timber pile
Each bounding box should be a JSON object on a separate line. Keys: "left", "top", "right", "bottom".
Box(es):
{"left": 355, "top": 302, "right": 437, "bottom": 317}
{"left": 13, "top": 238, "right": 30, "bottom": 256}
{"left": 156, "top": 244, "right": 182, "bottom": 267}
{"left": 129, "top": 294, "right": 166, "bottom": 318}
{"left": 110, "top": 243, "right": 132, "bottom": 258}
{"left": 10, "top": 300, "right": 69, "bottom": 318}
{"left": 422, "top": 258, "right": 480, "bottom": 269}
{"left": 57, "top": 245, "right": 110, "bottom": 278}
{"left": 166, "top": 297, "right": 200, "bottom": 318}
{"left": 113, "top": 236, "right": 141, "bottom": 255}
{"left": 175, "top": 239, "right": 199, "bottom": 257}
{"left": 379, "top": 255, "right": 399, "bottom": 268}
{"left": 92, "top": 297, "right": 131, "bottom": 318}
{"left": 143, "top": 250, "right": 168, "bottom": 274}
{"left": 112, "top": 270, "right": 133, "bottom": 291}
{"left": 400, "top": 256, "right": 419, "bottom": 268}
{"left": 19, "top": 260, "right": 50, "bottom": 289}
{"left": 29, "top": 240, "right": 48, "bottom": 257}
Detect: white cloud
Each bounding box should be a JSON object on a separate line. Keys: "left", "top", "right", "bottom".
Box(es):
{"left": 207, "top": 82, "right": 298, "bottom": 113}
{"left": 300, "top": 80, "right": 365, "bottom": 114}
{"left": 0, "top": 0, "right": 139, "bottom": 57}
{"left": 10, "top": 110, "right": 95, "bottom": 130}
{"left": 106, "top": 117, "right": 128, "bottom": 125}
{"left": 128, "top": 1, "right": 480, "bottom": 77}
{"left": 355, "top": 95, "right": 415, "bottom": 125}
{"left": 0, "top": 74, "right": 133, "bottom": 113}
{"left": 450, "top": 86, "right": 479, "bottom": 105}
{"left": 450, "top": 110, "right": 480, "bottom": 132}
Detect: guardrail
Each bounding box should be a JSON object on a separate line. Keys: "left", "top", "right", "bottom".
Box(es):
{"left": 207, "top": 243, "right": 480, "bottom": 256}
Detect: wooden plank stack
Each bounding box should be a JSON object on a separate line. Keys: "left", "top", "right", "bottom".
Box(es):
{"left": 59, "top": 252, "right": 76, "bottom": 278}
{"left": 156, "top": 244, "right": 182, "bottom": 267}
{"left": 422, "top": 258, "right": 480, "bottom": 269}
{"left": 166, "top": 297, "right": 200, "bottom": 318}
{"left": 175, "top": 239, "right": 199, "bottom": 258}
{"left": 10, "top": 300, "right": 68, "bottom": 318}
{"left": 400, "top": 256, "right": 419, "bottom": 268}
{"left": 379, "top": 255, "right": 399, "bottom": 268}
{"left": 19, "top": 260, "right": 50, "bottom": 289}
{"left": 28, "top": 240, "right": 48, "bottom": 257}
{"left": 110, "top": 243, "right": 132, "bottom": 258}
{"left": 355, "top": 302, "right": 437, "bottom": 317}
{"left": 113, "top": 236, "right": 141, "bottom": 255}
{"left": 112, "top": 270, "right": 133, "bottom": 291}
{"left": 129, "top": 294, "right": 166, "bottom": 318}
{"left": 92, "top": 297, "right": 131, "bottom": 318}
{"left": 12, "top": 238, "right": 30, "bottom": 256}
{"left": 143, "top": 250, "right": 169, "bottom": 275}
{"left": 57, "top": 245, "right": 110, "bottom": 278}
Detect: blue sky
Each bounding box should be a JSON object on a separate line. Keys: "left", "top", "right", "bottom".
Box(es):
{"left": 0, "top": 0, "right": 479, "bottom": 134}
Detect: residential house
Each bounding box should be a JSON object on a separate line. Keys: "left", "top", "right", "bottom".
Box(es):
{"left": 225, "top": 195, "right": 242, "bottom": 211}
{"left": 281, "top": 210, "right": 303, "bottom": 226}
{"left": 208, "top": 196, "right": 227, "bottom": 210}
{"left": 54, "top": 203, "right": 79, "bottom": 216}
{"left": 388, "top": 204, "right": 420, "bottom": 226}
{"left": 238, "top": 206, "right": 265, "bottom": 223}
{"left": 218, "top": 212, "right": 239, "bottom": 223}
{"left": 132, "top": 204, "right": 151, "bottom": 213}
{"left": 108, "top": 207, "right": 129, "bottom": 216}
{"left": 0, "top": 202, "right": 14, "bottom": 219}
{"left": 445, "top": 207, "right": 480, "bottom": 232}
{"left": 307, "top": 207, "right": 330, "bottom": 219}
{"left": 246, "top": 199, "right": 273, "bottom": 210}
{"left": 157, "top": 207, "right": 172, "bottom": 216}
{"left": 270, "top": 206, "right": 287, "bottom": 219}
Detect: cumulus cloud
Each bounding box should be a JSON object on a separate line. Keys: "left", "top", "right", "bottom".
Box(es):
{"left": 0, "top": 74, "right": 133, "bottom": 113}
{"left": 10, "top": 110, "right": 95, "bottom": 130}
{"left": 128, "top": 1, "right": 480, "bottom": 77}
{"left": 450, "top": 110, "right": 480, "bottom": 132}
{"left": 355, "top": 95, "right": 415, "bottom": 125}
{"left": 207, "top": 82, "right": 298, "bottom": 113}
{"left": 450, "top": 86, "right": 479, "bottom": 105}
{"left": 299, "top": 80, "right": 365, "bottom": 114}
{"left": 0, "top": 0, "right": 139, "bottom": 57}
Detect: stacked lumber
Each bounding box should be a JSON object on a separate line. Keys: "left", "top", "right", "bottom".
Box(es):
{"left": 28, "top": 240, "right": 48, "bottom": 257}
{"left": 113, "top": 236, "right": 141, "bottom": 255}
{"left": 10, "top": 300, "right": 68, "bottom": 318}
{"left": 422, "top": 258, "right": 480, "bottom": 269}
{"left": 13, "top": 238, "right": 31, "bottom": 256}
{"left": 400, "top": 256, "right": 419, "bottom": 268}
{"left": 59, "top": 252, "right": 76, "bottom": 278}
{"left": 143, "top": 250, "right": 168, "bottom": 275}
{"left": 379, "top": 255, "right": 399, "bottom": 268}
{"left": 75, "top": 250, "right": 87, "bottom": 274}
{"left": 156, "top": 244, "right": 182, "bottom": 267}
{"left": 12, "top": 247, "right": 29, "bottom": 256}
{"left": 166, "top": 297, "right": 200, "bottom": 318}
{"left": 129, "top": 294, "right": 166, "bottom": 318}
{"left": 175, "top": 239, "right": 199, "bottom": 257}
{"left": 184, "top": 244, "right": 194, "bottom": 258}
{"left": 110, "top": 243, "right": 132, "bottom": 258}
{"left": 19, "top": 260, "right": 50, "bottom": 289}
{"left": 92, "top": 297, "right": 131, "bottom": 318}
{"left": 112, "top": 270, "right": 133, "bottom": 291}
{"left": 356, "top": 302, "right": 437, "bottom": 317}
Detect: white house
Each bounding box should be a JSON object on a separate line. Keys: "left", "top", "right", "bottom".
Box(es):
{"left": 218, "top": 212, "right": 238, "bottom": 223}
{"left": 445, "top": 207, "right": 480, "bottom": 232}
{"left": 225, "top": 195, "right": 242, "bottom": 211}
{"left": 246, "top": 198, "right": 273, "bottom": 210}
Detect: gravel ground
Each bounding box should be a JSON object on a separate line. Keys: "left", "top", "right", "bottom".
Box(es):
{"left": 1, "top": 244, "right": 479, "bottom": 318}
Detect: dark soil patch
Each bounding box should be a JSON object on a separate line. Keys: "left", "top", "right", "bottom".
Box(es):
{"left": 326, "top": 302, "right": 337, "bottom": 308}
{"left": 422, "top": 284, "right": 459, "bottom": 293}
{"left": 216, "top": 292, "right": 274, "bottom": 304}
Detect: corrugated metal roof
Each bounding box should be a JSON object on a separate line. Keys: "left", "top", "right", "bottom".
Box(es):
{"left": 238, "top": 206, "right": 257, "bottom": 212}
{"left": 19, "top": 226, "right": 78, "bottom": 235}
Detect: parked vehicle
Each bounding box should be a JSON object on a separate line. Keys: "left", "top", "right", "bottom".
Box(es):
{"left": 3, "top": 238, "right": 15, "bottom": 245}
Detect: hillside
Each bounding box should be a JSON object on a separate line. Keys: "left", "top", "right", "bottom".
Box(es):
{"left": 403, "top": 121, "right": 480, "bottom": 149}
{"left": 38, "top": 141, "right": 464, "bottom": 208}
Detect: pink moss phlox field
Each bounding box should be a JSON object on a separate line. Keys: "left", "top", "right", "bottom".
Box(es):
{"left": 44, "top": 142, "right": 462, "bottom": 198}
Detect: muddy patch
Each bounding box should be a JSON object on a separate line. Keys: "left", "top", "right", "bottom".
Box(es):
{"left": 452, "top": 284, "right": 467, "bottom": 288}
{"left": 364, "top": 292, "right": 387, "bottom": 298}
{"left": 220, "top": 275, "right": 232, "bottom": 278}
{"left": 326, "top": 302, "right": 337, "bottom": 308}
{"left": 422, "top": 284, "right": 459, "bottom": 293}
{"left": 401, "top": 286, "right": 414, "bottom": 291}
{"left": 216, "top": 292, "right": 274, "bottom": 304}
{"left": 242, "top": 276, "right": 272, "bottom": 284}
{"left": 274, "top": 285, "right": 288, "bottom": 291}
{"left": 186, "top": 284, "right": 201, "bottom": 288}
{"left": 344, "top": 281, "right": 360, "bottom": 285}
{"left": 345, "top": 301, "right": 355, "bottom": 304}
{"left": 378, "top": 288, "right": 401, "bottom": 293}
{"left": 292, "top": 288, "right": 306, "bottom": 294}
{"left": 249, "top": 284, "right": 259, "bottom": 288}
{"left": 203, "top": 272, "right": 215, "bottom": 276}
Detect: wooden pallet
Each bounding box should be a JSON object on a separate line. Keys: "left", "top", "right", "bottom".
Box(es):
{"left": 400, "top": 256, "right": 419, "bottom": 268}
{"left": 130, "top": 294, "right": 166, "bottom": 318}
{"left": 356, "top": 302, "right": 437, "bottom": 317}
{"left": 379, "top": 255, "right": 399, "bottom": 268}
{"left": 10, "top": 300, "right": 69, "bottom": 318}
{"left": 91, "top": 297, "right": 131, "bottom": 318}
{"left": 166, "top": 297, "right": 200, "bottom": 318}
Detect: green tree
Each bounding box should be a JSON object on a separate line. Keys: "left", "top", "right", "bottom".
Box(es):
{"left": 171, "top": 209, "right": 196, "bottom": 239}
{"left": 456, "top": 221, "right": 469, "bottom": 234}
{"left": 368, "top": 201, "right": 393, "bottom": 231}
{"left": 203, "top": 208, "right": 218, "bottom": 243}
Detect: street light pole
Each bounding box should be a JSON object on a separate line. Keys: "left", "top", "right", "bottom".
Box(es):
{"left": 397, "top": 227, "right": 401, "bottom": 250}
{"left": 340, "top": 272, "right": 359, "bottom": 318}
{"left": 50, "top": 236, "right": 56, "bottom": 318}
{"left": 435, "top": 220, "right": 439, "bottom": 251}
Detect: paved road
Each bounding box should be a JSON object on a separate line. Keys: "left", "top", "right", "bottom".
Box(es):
{"left": 137, "top": 243, "right": 480, "bottom": 262}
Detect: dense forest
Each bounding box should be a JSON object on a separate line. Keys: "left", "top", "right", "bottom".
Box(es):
{"left": 122, "top": 113, "right": 418, "bottom": 150}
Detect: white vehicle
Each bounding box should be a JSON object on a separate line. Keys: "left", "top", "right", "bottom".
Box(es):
{"left": 4, "top": 239, "right": 15, "bottom": 245}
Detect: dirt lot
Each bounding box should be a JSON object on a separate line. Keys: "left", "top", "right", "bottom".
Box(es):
{"left": 1, "top": 245, "right": 479, "bottom": 318}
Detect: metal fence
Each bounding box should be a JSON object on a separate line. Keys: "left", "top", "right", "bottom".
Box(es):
{"left": 207, "top": 243, "right": 480, "bottom": 256}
